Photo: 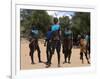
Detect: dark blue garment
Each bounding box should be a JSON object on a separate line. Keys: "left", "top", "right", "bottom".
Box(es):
{"left": 46, "top": 31, "right": 52, "bottom": 40}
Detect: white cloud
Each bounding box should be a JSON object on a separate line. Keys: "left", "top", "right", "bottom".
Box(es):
{"left": 47, "top": 11, "right": 74, "bottom": 19}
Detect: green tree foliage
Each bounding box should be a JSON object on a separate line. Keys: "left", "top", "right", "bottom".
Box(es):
{"left": 59, "top": 16, "right": 70, "bottom": 31}
{"left": 72, "top": 12, "right": 90, "bottom": 35}
{"left": 32, "top": 10, "right": 52, "bottom": 33}
{"left": 20, "top": 9, "right": 52, "bottom": 38}
{"left": 20, "top": 10, "right": 90, "bottom": 39}
{"left": 20, "top": 9, "right": 34, "bottom": 37}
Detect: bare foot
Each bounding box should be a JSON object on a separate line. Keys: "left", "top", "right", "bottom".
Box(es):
{"left": 58, "top": 64, "right": 61, "bottom": 67}
{"left": 45, "top": 64, "right": 51, "bottom": 68}
{"left": 63, "top": 61, "right": 67, "bottom": 64}
{"left": 68, "top": 61, "right": 71, "bottom": 64}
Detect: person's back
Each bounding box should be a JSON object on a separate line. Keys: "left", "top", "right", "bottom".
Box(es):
{"left": 51, "top": 18, "right": 61, "bottom": 41}
{"left": 31, "top": 26, "right": 39, "bottom": 39}
{"left": 29, "top": 24, "right": 42, "bottom": 64}
{"left": 51, "top": 24, "right": 60, "bottom": 31}
{"left": 46, "top": 17, "right": 61, "bottom": 67}
{"left": 64, "top": 28, "right": 72, "bottom": 40}
{"left": 80, "top": 35, "right": 87, "bottom": 49}
{"left": 46, "top": 30, "right": 52, "bottom": 41}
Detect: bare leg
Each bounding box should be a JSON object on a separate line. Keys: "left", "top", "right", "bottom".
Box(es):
{"left": 45, "top": 46, "right": 55, "bottom": 68}
{"left": 56, "top": 42, "right": 61, "bottom": 67}
{"left": 80, "top": 52, "right": 84, "bottom": 64}
{"left": 68, "top": 49, "right": 72, "bottom": 64}
{"left": 84, "top": 52, "right": 90, "bottom": 64}
{"left": 30, "top": 51, "right": 35, "bottom": 64}
{"left": 63, "top": 48, "right": 67, "bottom": 64}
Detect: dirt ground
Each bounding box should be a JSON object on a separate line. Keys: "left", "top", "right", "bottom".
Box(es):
{"left": 20, "top": 39, "right": 90, "bottom": 70}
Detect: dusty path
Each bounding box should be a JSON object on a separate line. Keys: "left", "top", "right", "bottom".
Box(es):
{"left": 20, "top": 39, "right": 90, "bottom": 70}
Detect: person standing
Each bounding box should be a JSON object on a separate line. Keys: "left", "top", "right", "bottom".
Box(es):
{"left": 46, "top": 18, "right": 61, "bottom": 67}
{"left": 62, "top": 27, "right": 73, "bottom": 64}
{"left": 29, "top": 23, "right": 42, "bottom": 64}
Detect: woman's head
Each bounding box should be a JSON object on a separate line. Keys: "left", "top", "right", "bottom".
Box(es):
{"left": 53, "top": 18, "right": 58, "bottom": 24}
{"left": 81, "top": 34, "right": 85, "bottom": 39}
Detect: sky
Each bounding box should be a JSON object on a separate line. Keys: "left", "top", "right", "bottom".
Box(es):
{"left": 47, "top": 11, "right": 75, "bottom": 19}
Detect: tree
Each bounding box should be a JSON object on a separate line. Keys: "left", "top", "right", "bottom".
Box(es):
{"left": 20, "top": 9, "right": 52, "bottom": 38}
{"left": 59, "top": 16, "right": 70, "bottom": 31}
{"left": 72, "top": 12, "right": 90, "bottom": 34}
{"left": 31, "top": 10, "right": 52, "bottom": 34}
